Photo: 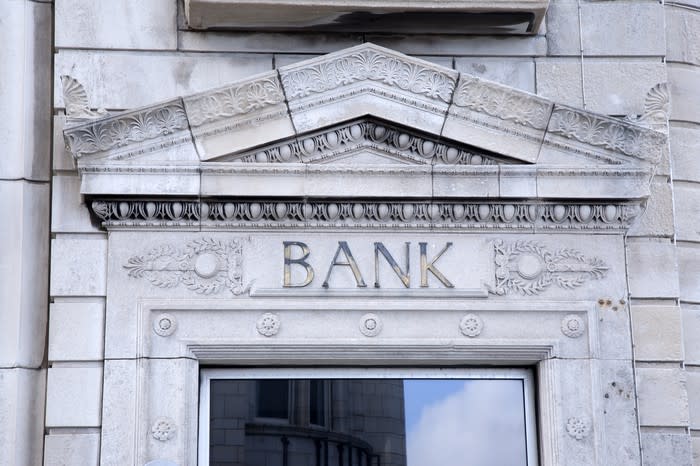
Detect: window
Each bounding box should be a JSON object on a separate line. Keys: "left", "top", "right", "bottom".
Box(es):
{"left": 200, "top": 368, "right": 538, "bottom": 466}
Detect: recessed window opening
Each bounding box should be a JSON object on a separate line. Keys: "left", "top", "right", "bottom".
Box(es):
{"left": 200, "top": 367, "right": 538, "bottom": 466}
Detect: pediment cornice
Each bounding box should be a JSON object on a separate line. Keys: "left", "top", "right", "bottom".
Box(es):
{"left": 62, "top": 43, "right": 666, "bottom": 231}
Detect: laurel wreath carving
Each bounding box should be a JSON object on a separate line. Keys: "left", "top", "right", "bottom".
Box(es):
{"left": 123, "top": 238, "right": 246, "bottom": 296}
{"left": 490, "top": 240, "right": 608, "bottom": 295}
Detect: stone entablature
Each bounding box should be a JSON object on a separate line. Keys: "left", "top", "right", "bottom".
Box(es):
{"left": 184, "top": 0, "right": 551, "bottom": 34}
{"left": 62, "top": 44, "right": 665, "bottom": 233}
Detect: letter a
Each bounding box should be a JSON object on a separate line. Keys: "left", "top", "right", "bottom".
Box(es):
{"left": 323, "top": 241, "right": 367, "bottom": 288}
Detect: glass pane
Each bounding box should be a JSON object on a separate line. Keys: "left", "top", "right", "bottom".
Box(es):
{"left": 209, "top": 378, "right": 529, "bottom": 466}
{"left": 256, "top": 380, "right": 289, "bottom": 419}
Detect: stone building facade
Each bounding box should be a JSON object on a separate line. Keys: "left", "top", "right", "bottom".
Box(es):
{"left": 1, "top": 0, "right": 699, "bottom": 465}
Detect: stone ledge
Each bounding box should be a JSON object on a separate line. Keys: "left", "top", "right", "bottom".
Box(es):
{"left": 185, "top": 0, "right": 550, "bottom": 34}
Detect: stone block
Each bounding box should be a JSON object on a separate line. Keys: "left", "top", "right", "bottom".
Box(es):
{"left": 51, "top": 175, "right": 101, "bottom": 233}
{"left": 365, "top": 34, "right": 547, "bottom": 57}
{"left": 674, "top": 184, "right": 700, "bottom": 243}
{"left": 626, "top": 239, "right": 679, "bottom": 299}
{"left": 545, "top": 0, "right": 580, "bottom": 56}
{"left": 641, "top": 431, "right": 692, "bottom": 466}
{"left": 580, "top": 1, "right": 665, "bottom": 56}
{"left": 670, "top": 126, "right": 700, "bottom": 184}
{"left": 50, "top": 235, "right": 108, "bottom": 297}
{"left": 0, "top": 0, "right": 52, "bottom": 181}
{"left": 0, "top": 368, "right": 46, "bottom": 466}
{"left": 666, "top": 6, "right": 700, "bottom": 66}
{"left": 582, "top": 60, "right": 667, "bottom": 116}
{"left": 628, "top": 179, "right": 674, "bottom": 238}
{"left": 54, "top": 50, "right": 272, "bottom": 110}
{"left": 669, "top": 65, "right": 700, "bottom": 124}
{"left": 535, "top": 58, "right": 583, "bottom": 108}
{"left": 454, "top": 57, "right": 535, "bottom": 93}
{"left": 53, "top": 115, "right": 76, "bottom": 172}
{"left": 48, "top": 300, "right": 105, "bottom": 362}
{"left": 55, "top": 0, "right": 177, "bottom": 50}
{"left": 178, "top": 31, "right": 362, "bottom": 53}
{"left": 683, "top": 305, "right": 700, "bottom": 365}
{"left": 101, "top": 360, "right": 137, "bottom": 466}
{"left": 44, "top": 432, "right": 100, "bottom": 466}
{"left": 0, "top": 180, "right": 49, "bottom": 368}
{"left": 637, "top": 366, "right": 688, "bottom": 427}
{"left": 687, "top": 372, "right": 700, "bottom": 430}
{"left": 631, "top": 305, "right": 683, "bottom": 362}
{"left": 678, "top": 244, "right": 700, "bottom": 303}
{"left": 46, "top": 365, "right": 103, "bottom": 427}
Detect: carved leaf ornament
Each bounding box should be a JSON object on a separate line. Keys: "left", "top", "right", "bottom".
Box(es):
{"left": 123, "top": 238, "right": 246, "bottom": 295}
{"left": 491, "top": 240, "right": 608, "bottom": 295}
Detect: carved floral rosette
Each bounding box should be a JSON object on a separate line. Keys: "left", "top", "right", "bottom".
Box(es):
{"left": 491, "top": 240, "right": 608, "bottom": 296}
{"left": 123, "top": 238, "right": 246, "bottom": 295}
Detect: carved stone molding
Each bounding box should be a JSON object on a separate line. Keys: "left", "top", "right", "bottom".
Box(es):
{"left": 459, "top": 314, "right": 484, "bottom": 337}
{"left": 151, "top": 418, "right": 177, "bottom": 441}
{"left": 123, "top": 238, "right": 246, "bottom": 295}
{"left": 64, "top": 99, "right": 191, "bottom": 160}
{"left": 452, "top": 75, "right": 552, "bottom": 130}
{"left": 92, "top": 199, "right": 643, "bottom": 231}
{"left": 61, "top": 75, "right": 108, "bottom": 120}
{"left": 359, "top": 313, "right": 383, "bottom": 337}
{"left": 490, "top": 240, "right": 608, "bottom": 295}
{"left": 227, "top": 118, "right": 504, "bottom": 165}
{"left": 281, "top": 48, "right": 457, "bottom": 105}
{"left": 256, "top": 313, "right": 281, "bottom": 337}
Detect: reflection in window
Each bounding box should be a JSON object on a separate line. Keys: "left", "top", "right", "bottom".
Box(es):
{"left": 206, "top": 373, "right": 534, "bottom": 466}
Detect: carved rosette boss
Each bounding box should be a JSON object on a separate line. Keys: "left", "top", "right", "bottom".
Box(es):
{"left": 256, "top": 313, "right": 281, "bottom": 337}
{"left": 359, "top": 313, "right": 383, "bottom": 337}
{"left": 561, "top": 315, "right": 586, "bottom": 338}
{"left": 459, "top": 314, "right": 483, "bottom": 337}
{"left": 153, "top": 313, "right": 177, "bottom": 337}
{"left": 151, "top": 417, "right": 176, "bottom": 442}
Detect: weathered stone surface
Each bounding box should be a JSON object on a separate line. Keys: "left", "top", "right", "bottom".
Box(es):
{"left": 670, "top": 126, "right": 700, "bottom": 183}
{"left": 580, "top": 1, "right": 665, "bottom": 56}
{"left": 678, "top": 244, "right": 700, "bottom": 303}
{"left": 641, "top": 431, "right": 693, "bottom": 466}
{"left": 626, "top": 239, "right": 680, "bottom": 299}
{"left": 46, "top": 365, "right": 103, "bottom": 427}
{"left": 55, "top": 0, "right": 177, "bottom": 50}
{"left": 0, "top": 0, "right": 52, "bottom": 181}
{"left": 637, "top": 366, "right": 689, "bottom": 427}
{"left": 687, "top": 371, "right": 700, "bottom": 430}
{"left": 100, "top": 360, "right": 137, "bottom": 466}
{"left": 44, "top": 432, "right": 100, "bottom": 466}
{"left": 628, "top": 179, "right": 674, "bottom": 238}
{"left": 53, "top": 116, "right": 76, "bottom": 172}
{"left": 544, "top": 0, "right": 580, "bottom": 56}
{"left": 668, "top": 65, "right": 700, "bottom": 124}
{"left": 54, "top": 50, "right": 272, "bottom": 110}
{"left": 50, "top": 236, "right": 107, "bottom": 297}
{"left": 535, "top": 58, "right": 583, "bottom": 108}
{"left": 454, "top": 57, "right": 535, "bottom": 92}
{"left": 674, "top": 184, "right": 700, "bottom": 243}
{"left": 179, "top": 31, "right": 362, "bottom": 53}
{"left": 666, "top": 6, "right": 700, "bottom": 66}
{"left": 48, "top": 300, "right": 105, "bottom": 362}
{"left": 366, "top": 34, "right": 547, "bottom": 57}
{"left": 0, "top": 368, "right": 45, "bottom": 466}
{"left": 51, "top": 175, "right": 100, "bottom": 233}
{"left": 683, "top": 305, "right": 700, "bottom": 365}
{"left": 631, "top": 305, "right": 683, "bottom": 362}
{"left": 0, "top": 180, "right": 49, "bottom": 368}
{"left": 583, "top": 60, "right": 667, "bottom": 116}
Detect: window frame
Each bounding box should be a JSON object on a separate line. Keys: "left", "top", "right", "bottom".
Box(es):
{"left": 198, "top": 366, "right": 539, "bottom": 465}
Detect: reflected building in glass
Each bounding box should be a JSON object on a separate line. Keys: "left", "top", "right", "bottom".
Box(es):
{"left": 209, "top": 380, "right": 407, "bottom": 466}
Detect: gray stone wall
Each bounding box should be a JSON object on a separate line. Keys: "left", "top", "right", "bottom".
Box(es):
{"left": 0, "top": 0, "right": 697, "bottom": 464}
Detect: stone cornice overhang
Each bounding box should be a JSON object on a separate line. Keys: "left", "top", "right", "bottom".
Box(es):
{"left": 63, "top": 44, "right": 665, "bottom": 233}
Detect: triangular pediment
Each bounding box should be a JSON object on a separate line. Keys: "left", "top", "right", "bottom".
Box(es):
{"left": 61, "top": 43, "right": 666, "bottom": 231}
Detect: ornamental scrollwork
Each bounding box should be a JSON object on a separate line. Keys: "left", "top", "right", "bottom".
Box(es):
{"left": 281, "top": 49, "right": 456, "bottom": 103}
{"left": 490, "top": 240, "right": 608, "bottom": 296}
{"left": 123, "top": 238, "right": 247, "bottom": 296}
